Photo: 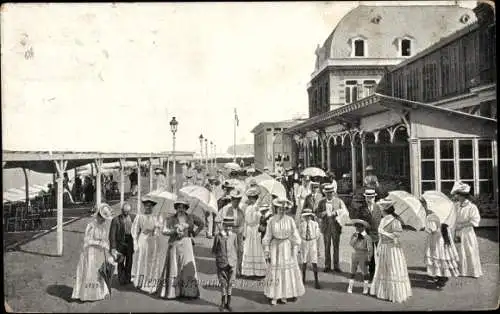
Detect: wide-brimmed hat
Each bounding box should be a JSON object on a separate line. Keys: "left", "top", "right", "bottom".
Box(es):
{"left": 272, "top": 198, "right": 292, "bottom": 208}
{"left": 323, "top": 184, "right": 336, "bottom": 193}
{"left": 229, "top": 189, "right": 243, "bottom": 199}
{"left": 310, "top": 181, "right": 320, "bottom": 187}
{"left": 223, "top": 216, "right": 235, "bottom": 226}
{"left": 246, "top": 188, "right": 260, "bottom": 198}
{"left": 365, "top": 165, "right": 374, "bottom": 171}
{"left": 347, "top": 219, "right": 370, "bottom": 229}
{"left": 246, "top": 168, "right": 256, "bottom": 174}
{"left": 259, "top": 204, "right": 271, "bottom": 211}
{"left": 248, "top": 178, "right": 258, "bottom": 186}
{"left": 141, "top": 197, "right": 158, "bottom": 207}
{"left": 451, "top": 181, "right": 471, "bottom": 195}
{"left": 96, "top": 203, "right": 113, "bottom": 220}
{"left": 364, "top": 189, "right": 377, "bottom": 197}
{"left": 222, "top": 181, "right": 234, "bottom": 189}
{"left": 301, "top": 208, "right": 315, "bottom": 217}
{"left": 174, "top": 198, "right": 190, "bottom": 210}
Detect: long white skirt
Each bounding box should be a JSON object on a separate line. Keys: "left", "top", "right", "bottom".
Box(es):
{"left": 131, "top": 233, "right": 168, "bottom": 293}
{"left": 456, "top": 227, "right": 483, "bottom": 278}
{"left": 425, "top": 232, "right": 460, "bottom": 278}
{"left": 71, "top": 245, "right": 110, "bottom": 301}
{"left": 370, "top": 242, "right": 412, "bottom": 303}
{"left": 241, "top": 225, "right": 267, "bottom": 277}
{"left": 264, "top": 238, "right": 305, "bottom": 300}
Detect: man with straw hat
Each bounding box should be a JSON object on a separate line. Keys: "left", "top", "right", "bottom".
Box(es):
{"left": 216, "top": 189, "right": 245, "bottom": 277}
{"left": 298, "top": 207, "right": 321, "bottom": 289}
{"left": 316, "top": 184, "right": 348, "bottom": 273}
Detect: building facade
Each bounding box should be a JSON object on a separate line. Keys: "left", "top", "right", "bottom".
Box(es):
{"left": 251, "top": 120, "right": 305, "bottom": 172}
{"left": 285, "top": 3, "right": 497, "bottom": 211}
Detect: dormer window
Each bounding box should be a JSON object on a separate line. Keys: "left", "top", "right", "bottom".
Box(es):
{"left": 401, "top": 39, "right": 411, "bottom": 57}
{"left": 349, "top": 36, "right": 367, "bottom": 58}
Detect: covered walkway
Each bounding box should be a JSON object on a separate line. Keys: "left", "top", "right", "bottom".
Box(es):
{"left": 2, "top": 150, "right": 195, "bottom": 256}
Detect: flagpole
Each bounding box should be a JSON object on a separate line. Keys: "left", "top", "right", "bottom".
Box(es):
{"left": 233, "top": 108, "right": 237, "bottom": 163}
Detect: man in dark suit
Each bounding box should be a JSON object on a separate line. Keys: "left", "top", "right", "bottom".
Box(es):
{"left": 316, "top": 184, "right": 347, "bottom": 273}
{"left": 349, "top": 189, "right": 382, "bottom": 280}
{"left": 214, "top": 182, "right": 234, "bottom": 235}
{"left": 109, "top": 202, "right": 134, "bottom": 285}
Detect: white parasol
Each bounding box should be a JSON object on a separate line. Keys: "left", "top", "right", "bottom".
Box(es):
{"left": 387, "top": 190, "right": 427, "bottom": 231}
{"left": 258, "top": 179, "right": 287, "bottom": 200}
{"left": 224, "top": 162, "right": 241, "bottom": 171}
{"left": 178, "top": 185, "right": 219, "bottom": 216}
{"left": 421, "top": 190, "right": 457, "bottom": 228}
{"left": 302, "top": 167, "right": 327, "bottom": 177}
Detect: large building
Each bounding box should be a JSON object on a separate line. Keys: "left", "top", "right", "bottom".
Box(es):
{"left": 285, "top": 2, "right": 497, "bottom": 209}
{"left": 251, "top": 119, "right": 305, "bottom": 171}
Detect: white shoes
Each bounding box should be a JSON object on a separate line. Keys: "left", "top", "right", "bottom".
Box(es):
{"left": 363, "top": 280, "right": 370, "bottom": 295}
{"left": 347, "top": 279, "right": 354, "bottom": 294}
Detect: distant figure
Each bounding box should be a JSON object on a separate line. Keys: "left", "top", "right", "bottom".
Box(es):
{"left": 129, "top": 169, "right": 138, "bottom": 196}
{"left": 364, "top": 166, "right": 379, "bottom": 189}
{"left": 155, "top": 168, "right": 168, "bottom": 191}
{"left": 240, "top": 159, "right": 245, "bottom": 168}
{"left": 182, "top": 162, "right": 188, "bottom": 179}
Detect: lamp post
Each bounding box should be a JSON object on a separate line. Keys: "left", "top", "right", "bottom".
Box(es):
{"left": 205, "top": 138, "right": 209, "bottom": 169}
{"left": 210, "top": 141, "right": 213, "bottom": 169}
{"left": 214, "top": 143, "right": 217, "bottom": 169}
{"left": 199, "top": 134, "right": 204, "bottom": 166}
{"left": 170, "top": 117, "right": 178, "bottom": 192}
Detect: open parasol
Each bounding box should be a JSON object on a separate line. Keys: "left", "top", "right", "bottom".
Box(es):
{"left": 245, "top": 173, "right": 273, "bottom": 185}
{"left": 224, "top": 162, "right": 241, "bottom": 171}
{"left": 302, "top": 167, "right": 327, "bottom": 177}
{"left": 178, "top": 185, "right": 219, "bottom": 217}
{"left": 387, "top": 190, "right": 427, "bottom": 231}
{"left": 144, "top": 190, "right": 178, "bottom": 219}
{"left": 421, "top": 190, "right": 457, "bottom": 228}
{"left": 258, "top": 179, "right": 287, "bottom": 200}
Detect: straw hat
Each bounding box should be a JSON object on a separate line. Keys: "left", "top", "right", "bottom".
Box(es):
{"left": 348, "top": 219, "right": 370, "bottom": 229}
{"left": 248, "top": 178, "right": 258, "bottom": 187}
{"left": 323, "top": 184, "right": 336, "bottom": 193}
{"left": 451, "top": 181, "right": 471, "bottom": 195}
{"left": 154, "top": 168, "right": 165, "bottom": 174}
{"left": 229, "top": 189, "right": 243, "bottom": 199}
{"left": 223, "top": 216, "right": 235, "bottom": 226}
{"left": 246, "top": 168, "right": 256, "bottom": 174}
{"left": 365, "top": 165, "right": 375, "bottom": 171}
{"left": 96, "top": 203, "right": 113, "bottom": 220}
{"left": 310, "top": 181, "right": 320, "bottom": 187}
{"left": 272, "top": 198, "right": 292, "bottom": 208}
{"left": 174, "top": 198, "right": 190, "bottom": 210}
{"left": 363, "top": 189, "right": 377, "bottom": 197}
{"left": 301, "top": 208, "right": 315, "bottom": 217}
{"left": 141, "top": 197, "right": 158, "bottom": 207}
{"left": 246, "top": 188, "right": 260, "bottom": 198}
{"left": 222, "top": 181, "right": 234, "bottom": 189}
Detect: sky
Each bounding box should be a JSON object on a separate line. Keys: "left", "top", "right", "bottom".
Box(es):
{"left": 1, "top": 1, "right": 476, "bottom": 155}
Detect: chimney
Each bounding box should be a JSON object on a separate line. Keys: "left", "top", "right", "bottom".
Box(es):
{"left": 473, "top": 1, "right": 495, "bottom": 26}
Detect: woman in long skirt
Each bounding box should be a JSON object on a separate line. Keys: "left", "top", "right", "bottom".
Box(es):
{"left": 370, "top": 198, "right": 412, "bottom": 303}
{"left": 451, "top": 181, "right": 483, "bottom": 278}
{"left": 263, "top": 198, "right": 305, "bottom": 306}
{"left": 131, "top": 198, "right": 165, "bottom": 293}
{"left": 72, "top": 203, "right": 113, "bottom": 301}
{"left": 241, "top": 188, "right": 267, "bottom": 277}
{"left": 421, "top": 198, "right": 459, "bottom": 288}
{"left": 159, "top": 198, "right": 205, "bottom": 299}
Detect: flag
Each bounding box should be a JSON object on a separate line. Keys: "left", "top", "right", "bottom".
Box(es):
{"left": 234, "top": 108, "right": 239, "bottom": 126}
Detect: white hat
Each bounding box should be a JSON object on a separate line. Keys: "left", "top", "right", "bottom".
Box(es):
{"left": 272, "top": 198, "right": 293, "bottom": 208}
{"left": 323, "top": 184, "right": 336, "bottom": 193}
{"left": 377, "top": 198, "right": 395, "bottom": 211}
{"left": 245, "top": 188, "right": 260, "bottom": 197}
{"left": 301, "top": 208, "right": 315, "bottom": 217}
{"left": 451, "top": 181, "right": 471, "bottom": 195}
{"left": 347, "top": 219, "right": 370, "bottom": 229}
{"left": 364, "top": 189, "right": 377, "bottom": 197}
{"left": 365, "top": 165, "right": 374, "bottom": 171}
{"left": 174, "top": 198, "right": 190, "bottom": 209}
{"left": 259, "top": 204, "right": 271, "bottom": 212}
{"left": 96, "top": 203, "right": 113, "bottom": 220}
{"left": 229, "top": 189, "right": 243, "bottom": 199}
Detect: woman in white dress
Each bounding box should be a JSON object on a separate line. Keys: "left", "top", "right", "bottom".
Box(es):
{"left": 370, "top": 198, "right": 412, "bottom": 303}
{"left": 131, "top": 198, "right": 165, "bottom": 293}
{"left": 451, "top": 181, "right": 483, "bottom": 278}
{"left": 420, "top": 198, "right": 459, "bottom": 288}
{"left": 72, "top": 203, "right": 113, "bottom": 301}
{"left": 263, "top": 198, "right": 305, "bottom": 306}
{"left": 241, "top": 188, "right": 267, "bottom": 277}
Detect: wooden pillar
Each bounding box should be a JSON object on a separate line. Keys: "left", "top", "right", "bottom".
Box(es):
{"left": 350, "top": 135, "right": 357, "bottom": 192}
{"left": 409, "top": 137, "right": 420, "bottom": 196}
{"left": 326, "top": 138, "right": 332, "bottom": 172}
{"left": 54, "top": 160, "right": 67, "bottom": 256}
{"left": 22, "top": 168, "right": 30, "bottom": 210}
{"left": 361, "top": 133, "right": 367, "bottom": 184}
{"left": 321, "top": 139, "right": 327, "bottom": 170}
{"left": 119, "top": 158, "right": 125, "bottom": 208}
{"left": 137, "top": 158, "right": 142, "bottom": 214}
{"left": 492, "top": 139, "right": 498, "bottom": 204}
{"left": 149, "top": 158, "right": 154, "bottom": 192}
{"left": 94, "top": 159, "right": 103, "bottom": 207}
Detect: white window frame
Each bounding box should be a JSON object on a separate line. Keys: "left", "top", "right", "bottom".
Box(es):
{"left": 362, "top": 80, "right": 377, "bottom": 98}
{"left": 349, "top": 36, "right": 368, "bottom": 58}
{"left": 396, "top": 36, "right": 415, "bottom": 58}
{"left": 344, "top": 80, "right": 358, "bottom": 104}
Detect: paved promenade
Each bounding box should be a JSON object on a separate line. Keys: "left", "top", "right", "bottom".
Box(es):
{"left": 4, "top": 200, "right": 498, "bottom": 312}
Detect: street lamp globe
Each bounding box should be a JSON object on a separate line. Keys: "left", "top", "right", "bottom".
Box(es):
{"left": 170, "top": 117, "right": 178, "bottom": 134}
{"left": 199, "top": 134, "right": 204, "bottom": 142}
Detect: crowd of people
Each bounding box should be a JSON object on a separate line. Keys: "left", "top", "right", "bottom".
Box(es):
{"left": 70, "top": 162, "right": 484, "bottom": 310}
